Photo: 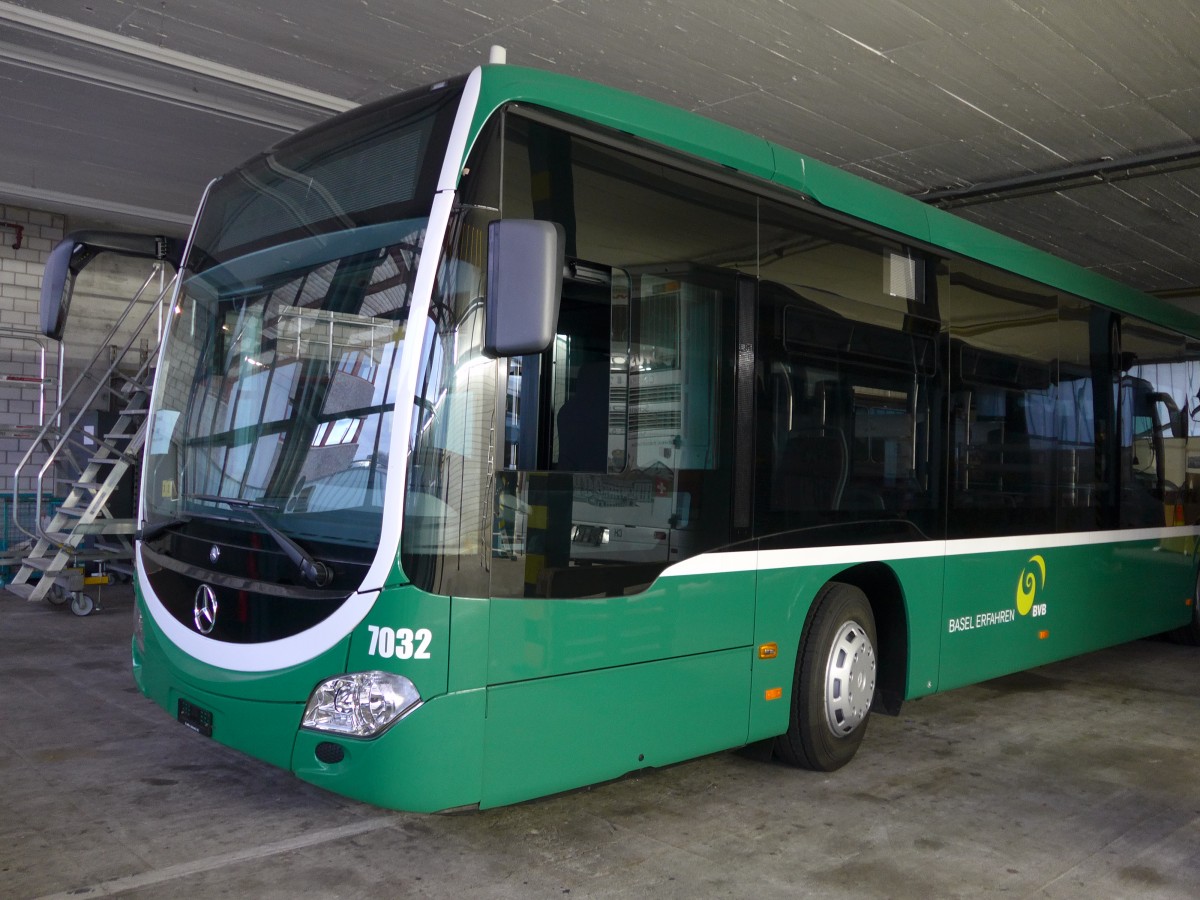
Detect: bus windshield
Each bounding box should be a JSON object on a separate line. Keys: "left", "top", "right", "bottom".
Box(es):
{"left": 141, "top": 80, "right": 462, "bottom": 609}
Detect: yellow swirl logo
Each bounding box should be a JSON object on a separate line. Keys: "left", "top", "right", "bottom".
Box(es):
{"left": 1016, "top": 555, "right": 1046, "bottom": 616}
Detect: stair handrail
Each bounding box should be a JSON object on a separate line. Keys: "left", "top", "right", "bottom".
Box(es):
{"left": 10, "top": 266, "right": 178, "bottom": 546}
{"left": 0, "top": 326, "right": 63, "bottom": 553}
{"left": 0, "top": 325, "right": 64, "bottom": 437}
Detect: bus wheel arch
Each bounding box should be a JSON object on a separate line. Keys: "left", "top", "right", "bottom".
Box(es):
{"left": 774, "top": 565, "right": 908, "bottom": 772}
{"left": 832, "top": 562, "right": 908, "bottom": 716}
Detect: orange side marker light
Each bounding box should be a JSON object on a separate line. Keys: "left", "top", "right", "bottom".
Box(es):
{"left": 1038, "top": 630, "right": 1050, "bottom": 640}
{"left": 758, "top": 642, "right": 778, "bottom": 660}
{"left": 765, "top": 687, "right": 783, "bottom": 701}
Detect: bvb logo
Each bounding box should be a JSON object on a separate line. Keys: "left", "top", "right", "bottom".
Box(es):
{"left": 1016, "top": 555, "right": 1046, "bottom": 616}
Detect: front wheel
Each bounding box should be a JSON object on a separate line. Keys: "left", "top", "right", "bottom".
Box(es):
{"left": 776, "top": 582, "right": 878, "bottom": 771}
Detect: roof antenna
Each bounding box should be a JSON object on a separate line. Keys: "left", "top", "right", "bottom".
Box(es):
{"left": 489, "top": 45, "right": 507, "bottom": 65}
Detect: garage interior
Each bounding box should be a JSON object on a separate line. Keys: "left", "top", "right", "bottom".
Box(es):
{"left": 1, "top": 2, "right": 1198, "bottom": 897}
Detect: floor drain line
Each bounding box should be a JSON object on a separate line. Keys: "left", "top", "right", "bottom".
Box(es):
{"left": 35, "top": 815, "right": 399, "bottom": 900}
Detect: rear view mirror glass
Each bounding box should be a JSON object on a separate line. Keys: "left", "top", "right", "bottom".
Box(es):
{"left": 484, "top": 219, "right": 565, "bottom": 357}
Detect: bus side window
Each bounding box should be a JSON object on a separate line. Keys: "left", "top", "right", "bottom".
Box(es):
{"left": 1120, "top": 321, "right": 1200, "bottom": 527}
{"left": 501, "top": 262, "right": 627, "bottom": 475}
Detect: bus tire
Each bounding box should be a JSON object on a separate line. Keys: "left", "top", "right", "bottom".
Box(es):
{"left": 776, "top": 582, "right": 877, "bottom": 771}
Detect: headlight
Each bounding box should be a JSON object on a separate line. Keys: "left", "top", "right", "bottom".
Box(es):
{"left": 301, "top": 671, "right": 422, "bottom": 738}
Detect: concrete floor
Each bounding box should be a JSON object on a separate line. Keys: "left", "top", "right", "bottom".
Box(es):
{"left": 2, "top": 583, "right": 1197, "bottom": 900}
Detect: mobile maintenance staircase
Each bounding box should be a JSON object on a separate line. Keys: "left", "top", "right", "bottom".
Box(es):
{"left": 0, "top": 327, "right": 66, "bottom": 575}
{"left": 6, "top": 231, "right": 180, "bottom": 615}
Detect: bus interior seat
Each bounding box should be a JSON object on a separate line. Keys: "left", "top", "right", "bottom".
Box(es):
{"left": 776, "top": 427, "right": 849, "bottom": 512}
{"left": 556, "top": 360, "right": 609, "bottom": 472}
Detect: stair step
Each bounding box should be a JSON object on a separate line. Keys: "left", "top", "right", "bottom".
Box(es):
{"left": 4, "top": 582, "right": 36, "bottom": 600}
{"left": 75, "top": 549, "right": 130, "bottom": 563}
{"left": 0, "top": 546, "right": 30, "bottom": 566}
{"left": 93, "top": 434, "right": 139, "bottom": 449}
{"left": 21, "top": 545, "right": 128, "bottom": 568}
{"left": 40, "top": 523, "right": 135, "bottom": 541}
{"left": 71, "top": 520, "right": 138, "bottom": 536}
{"left": 94, "top": 539, "right": 133, "bottom": 552}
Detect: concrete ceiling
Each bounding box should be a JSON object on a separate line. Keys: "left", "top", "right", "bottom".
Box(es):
{"left": 2, "top": 0, "right": 1199, "bottom": 301}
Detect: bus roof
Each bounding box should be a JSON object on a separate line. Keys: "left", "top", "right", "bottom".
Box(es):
{"left": 468, "top": 63, "right": 1200, "bottom": 339}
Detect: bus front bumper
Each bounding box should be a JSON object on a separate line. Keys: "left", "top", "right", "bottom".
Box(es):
{"left": 291, "top": 687, "right": 486, "bottom": 812}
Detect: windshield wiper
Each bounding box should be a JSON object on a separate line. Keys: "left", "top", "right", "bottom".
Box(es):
{"left": 137, "top": 504, "right": 250, "bottom": 541}
{"left": 191, "top": 494, "right": 334, "bottom": 587}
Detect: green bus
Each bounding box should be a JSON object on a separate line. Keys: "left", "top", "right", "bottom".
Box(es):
{"left": 125, "top": 60, "right": 1200, "bottom": 812}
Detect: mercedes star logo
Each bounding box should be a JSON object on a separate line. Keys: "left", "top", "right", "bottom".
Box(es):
{"left": 193, "top": 584, "right": 218, "bottom": 635}
{"left": 209, "top": 544, "right": 221, "bottom": 564}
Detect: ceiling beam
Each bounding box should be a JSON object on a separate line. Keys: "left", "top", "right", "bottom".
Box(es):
{"left": 0, "top": 39, "right": 317, "bottom": 132}
{"left": 916, "top": 143, "right": 1200, "bottom": 209}
{"left": 0, "top": 2, "right": 357, "bottom": 116}
{"left": 0, "top": 180, "right": 194, "bottom": 232}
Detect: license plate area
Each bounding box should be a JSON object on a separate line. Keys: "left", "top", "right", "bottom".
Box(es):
{"left": 177, "top": 698, "right": 213, "bottom": 737}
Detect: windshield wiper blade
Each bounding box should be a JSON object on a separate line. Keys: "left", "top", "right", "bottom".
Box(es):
{"left": 191, "top": 494, "right": 333, "bottom": 587}
{"left": 192, "top": 493, "right": 277, "bottom": 511}
{"left": 137, "top": 504, "right": 251, "bottom": 541}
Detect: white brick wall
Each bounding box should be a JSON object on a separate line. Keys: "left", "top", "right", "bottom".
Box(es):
{"left": 0, "top": 205, "right": 64, "bottom": 497}
{"left": 1, "top": 206, "right": 165, "bottom": 499}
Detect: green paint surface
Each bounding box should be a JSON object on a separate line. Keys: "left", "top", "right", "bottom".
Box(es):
{"left": 344, "top": 583, "right": 451, "bottom": 699}
{"left": 487, "top": 570, "right": 756, "bottom": 684}
{"left": 293, "top": 688, "right": 486, "bottom": 813}
{"left": 939, "top": 537, "right": 1194, "bottom": 690}
{"left": 480, "top": 647, "right": 751, "bottom": 809}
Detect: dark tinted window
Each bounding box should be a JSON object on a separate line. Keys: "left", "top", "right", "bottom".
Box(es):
{"left": 490, "top": 115, "right": 756, "bottom": 598}
{"left": 753, "top": 200, "right": 941, "bottom": 546}
{"left": 946, "top": 260, "right": 1060, "bottom": 537}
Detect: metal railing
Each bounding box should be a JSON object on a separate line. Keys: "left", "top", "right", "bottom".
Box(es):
{"left": 0, "top": 324, "right": 64, "bottom": 434}
{"left": 9, "top": 264, "right": 177, "bottom": 546}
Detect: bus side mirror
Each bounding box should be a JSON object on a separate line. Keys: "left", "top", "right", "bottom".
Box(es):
{"left": 39, "top": 231, "right": 183, "bottom": 341}
{"left": 484, "top": 219, "right": 565, "bottom": 357}
{"left": 39, "top": 236, "right": 81, "bottom": 341}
